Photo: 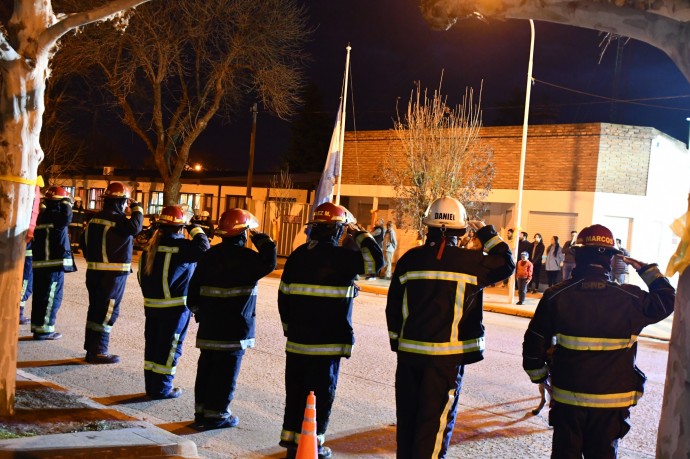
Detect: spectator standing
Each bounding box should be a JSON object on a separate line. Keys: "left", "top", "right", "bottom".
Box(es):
{"left": 69, "top": 197, "right": 86, "bottom": 254}
{"left": 386, "top": 196, "right": 514, "bottom": 458}
{"left": 522, "top": 224, "right": 675, "bottom": 459}
{"left": 529, "top": 233, "right": 545, "bottom": 293}
{"left": 138, "top": 205, "right": 210, "bottom": 400}
{"left": 278, "top": 202, "right": 383, "bottom": 458}
{"left": 561, "top": 230, "right": 578, "bottom": 280}
{"left": 188, "top": 209, "right": 275, "bottom": 430}
{"left": 367, "top": 218, "right": 385, "bottom": 279}
{"left": 516, "top": 251, "right": 533, "bottom": 305}
{"left": 382, "top": 221, "right": 397, "bottom": 279}
{"left": 518, "top": 231, "right": 533, "bottom": 260}
{"left": 545, "top": 236, "right": 564, "bottom": 287}
{"left": 612, "top": 238, "right": 630, "bottom": 284}
{"left": 31, "top": 186, "right": 75, "bottom": 340}
{"left": 502, "top": 228, "right": 514, "bottom": 286}
{"left": 81, "top": 182, "right": 143, "bottom": 364}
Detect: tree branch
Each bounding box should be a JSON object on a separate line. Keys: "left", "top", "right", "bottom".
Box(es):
{"left": 38, "top": 0, "right": 154, "bottom": 55}
{"left": 0, "top": 31, "right": 20, "bottom": 64}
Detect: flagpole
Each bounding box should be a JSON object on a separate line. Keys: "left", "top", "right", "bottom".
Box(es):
{"left": 334, "top": 44, "right": 351, "bottom": 205}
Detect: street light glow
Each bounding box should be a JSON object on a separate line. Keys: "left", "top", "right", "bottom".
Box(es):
{"left": 194, "top": 163, "right": 202, "bottom": 171}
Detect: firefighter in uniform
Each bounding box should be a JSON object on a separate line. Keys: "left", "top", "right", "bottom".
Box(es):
{"left": 522, "top": 224, "right": 675, "bottom": 459}
{"left": 69, "top": 196, "right": 86, "bottom": 253}
{"left": 81, "top": 182, "right": 143, "bottom": 364}
{"left": 278, "top": 202, "right": 384, "bottom": 459}
{"left": 386, "top": 196, "right": 514, "bottom": 458}
{"left": 138, "top": 205, "right": 209, "bottom": 399}
{"left": 31, "top": 186, "right": 76, "bottom": 340}
{"left": 188, "top": 208, "right": 276, "bottom": 430}
{"left": 20, "top": 241, "right": 33, "bottom": 325}
{"left": 192, "top": 210, "right": 215, "bottom": 239}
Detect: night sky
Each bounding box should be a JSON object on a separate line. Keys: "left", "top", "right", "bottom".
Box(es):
{"left": 126, "top": 1, "right": 690, "bottom": 172}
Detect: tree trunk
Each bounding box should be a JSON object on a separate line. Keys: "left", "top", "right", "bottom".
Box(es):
{"left": 0, "top": 59, "right": 46, "bottom": 416}
{"left": 163, "top": 179, "right": 181, "bottom": 206}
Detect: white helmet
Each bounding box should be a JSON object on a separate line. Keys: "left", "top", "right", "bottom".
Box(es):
{"left": 422, "top": 196, "right": 468, "bottom": 229}
{"left": 201, "top": 210, "right": 210, "bottom": 217}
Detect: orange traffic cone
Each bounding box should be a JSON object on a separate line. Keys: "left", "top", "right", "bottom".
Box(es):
{"left": 295, "top": 391, "right": 318, "bottom": 459}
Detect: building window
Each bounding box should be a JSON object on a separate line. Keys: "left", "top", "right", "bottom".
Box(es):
{"left": 148, "top": 191, "right": 164, "bottom": 215}
{"left": 225, "top": 195, "right": 245, "bottom": 211}
{"left": 179, "top": 193, "right": 200, "bottom": 213}
{"left": 87, "top": 188, "right": 104, "bottom": 210}
{"left": 203, "top": 193, "right": 214, "bottom": 216}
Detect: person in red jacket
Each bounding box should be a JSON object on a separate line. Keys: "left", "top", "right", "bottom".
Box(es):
{"left": 516, "top": 251, "right": 533, "bottom": 305}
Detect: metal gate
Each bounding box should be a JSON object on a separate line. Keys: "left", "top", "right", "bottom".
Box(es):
{"left": 263, "top": 201, "right": 312, "bottom": 257}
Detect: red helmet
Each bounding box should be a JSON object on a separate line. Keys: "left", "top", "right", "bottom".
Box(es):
{"left": 216, "top": 208, "right": 258, "bottom": 237}
{"left": 573, "top": 224, "right": 621, "bottom": 254}
{"left": 309, "top": 202, "right": 350, "bottom": 225}
{"left": 103, "top": 182, "right": 131, "bottom": 199}
{"left": 158, "top": 205, "right": 186, "bottom": 226}
{"left": 44, "top": 186, "right": 71, "bottom": 201}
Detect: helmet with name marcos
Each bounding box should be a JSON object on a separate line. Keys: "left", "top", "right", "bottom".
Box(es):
{"left": 158, "top": 205, "right": 186, "bottom": 226}
{"left": 573, "top": 224, "right": 621, "bottom": 254}
{"left": 422, "top": 196, "right": 468, "bottom": 229}
{"left": 44, "top": 186, "right": 71, "bottom": 202}
{"left": 103, "top": 182, "right": 132, "bottom": 200}
{"left": 308, "top": 202, "right": 350, "bottom": 225}
{"left": 216, "top": 208, "right": 259, "bottom": 237}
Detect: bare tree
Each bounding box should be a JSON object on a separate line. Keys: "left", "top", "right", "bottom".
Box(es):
{"left": 419, "top": 0, "right": 690, "bottom": 82}
{"left": 55, "top": 0, "right": 309, "bottom": 205}
{"left": 0, "top": 0, "right": 155, "bottom": 416}
{"left": 385, "top": 78, "right": 494, "bottom": 237}
{"left": 268, "top": 166, "right": 294, "bottom": 242}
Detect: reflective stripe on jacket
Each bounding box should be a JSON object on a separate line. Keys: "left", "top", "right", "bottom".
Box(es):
{"left": 386, "top": 225, "right": 514, "bottom": 365}
{"left": 522, "top": 264, "right": 675, "bottom": 408}
{"left": 82, "top": 207, "right": 143, "bottom": 272}
{"left": 32, "top": 202, "right": 73, "bottom": 272}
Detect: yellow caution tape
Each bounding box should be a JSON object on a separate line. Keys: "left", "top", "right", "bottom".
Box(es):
{"left": 666, "top": 211, "right": 690, "bottom": 277}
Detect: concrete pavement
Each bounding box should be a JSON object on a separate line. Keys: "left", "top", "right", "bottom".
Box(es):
{"left": 0, "top": 263, "right": 670, "bottom": 458}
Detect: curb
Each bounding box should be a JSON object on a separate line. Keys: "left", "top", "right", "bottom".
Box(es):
{"left": 0, "top": 370, "right": 199, "bottom": 459}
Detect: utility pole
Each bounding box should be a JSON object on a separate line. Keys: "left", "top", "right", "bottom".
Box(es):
{"left": 246, "top": 103, "right": 258, "bottom": 209}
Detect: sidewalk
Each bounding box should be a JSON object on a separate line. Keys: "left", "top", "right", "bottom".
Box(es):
{"left": 0, "top": 370, "right": 199, "bottom": 458}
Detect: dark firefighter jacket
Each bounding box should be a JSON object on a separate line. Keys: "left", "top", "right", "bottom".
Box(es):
{"left": 522, "top": 263, "right": 675, "bottom": 409}
{"left": 81, "top": 204, "right": 143, "bottom": 273}
{"left": 33, "top": 201, "right": 75, "bottom": 272}
{"left": 137, "top": 227, "right": 209, "bottom": 310}
{"left": 278, "top": 230, "right": 385, "bottom": 357}
{"left": 188, "top": 233, "right": 277, "bottom": 351}
{"left": 386, "top": 225, "right": 514, "bottom": 366}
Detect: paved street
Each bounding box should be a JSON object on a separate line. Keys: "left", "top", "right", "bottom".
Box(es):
{"left": 16, "top": 254, "right": 667, "bottom": 458}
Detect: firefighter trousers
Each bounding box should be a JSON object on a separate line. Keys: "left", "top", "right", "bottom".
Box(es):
{"left": 84, "top": 271, "right": 127, "bottom": 354}
{"left": 144, "top": 307, "right": 191, "bottom": 398}
{"left": 194, "top": 349, "right": 244, "bottom": 420}
{"left": 549, "top": 403, "right": 631, "bottom": 459}
{"left": 21, "top": 253, "right": 33, "bottom": 317}
{"left": 31, "top": 269, "right": 64, "bottom": 335}
{"left": 395, "top": 359, "right": 464, "bottom": 459}
{"left": 280, "top": 353, "right": 341, "bottom": 448}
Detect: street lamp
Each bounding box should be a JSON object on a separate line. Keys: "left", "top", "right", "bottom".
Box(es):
{"left": 193, "top": 163, "right": 203, "bottom": 172}
{"left": 508, "top": 19, "right": 535, "bottom": 305}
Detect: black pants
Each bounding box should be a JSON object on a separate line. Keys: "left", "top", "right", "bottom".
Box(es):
{"left": 31, "top": 269, "right": 64, "bottom": 335}
{"left": 529, "top": 263, "right": 543, "bottom": 291}
{"left": 144, "top": 307, "right": 191, "bottom": 397}
{"left": 549, "top": 403, "right": 631, "bottom": 459}
{"left": 547, "top": 270, "right": 559, "bottom": 287}
{"left": 395, "top": 358, "right": 464, "bottom": 459}
{"left": 194, "top": 349, "right": 244, "bottom": 420}
{"left": 281, "top": 353, "right": 341, "bottom": 448}
{"left": 84, "top": 271, "right": 127, "bottom": 354}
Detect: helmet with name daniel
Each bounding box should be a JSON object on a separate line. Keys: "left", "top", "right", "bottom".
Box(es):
{"left": 216, "top": 208, "right": 259, "bottom": 237}
{"left": 422, "top": 196, "right": 468, "bottom": 229}
{"left": 573, "top": 224, "right": 621, "bottom": 254}
{"left": 158, "top": 205, "right": 186, "bottom": 226}
{"left": 44, "top": 186, "right": 71, "bottom": 202}
{"left": 103, "top": 182, "right": 131, "bottom": 200}
{"left": 309, "top": 202, "right": 351, "bottom": 225}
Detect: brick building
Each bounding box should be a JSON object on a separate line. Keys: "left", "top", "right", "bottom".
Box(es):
{"left": 339, "top": 123, "right": 690, "bottom": 286}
